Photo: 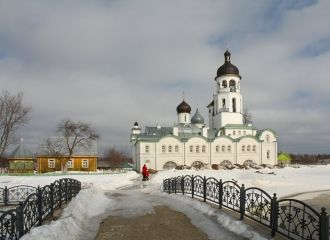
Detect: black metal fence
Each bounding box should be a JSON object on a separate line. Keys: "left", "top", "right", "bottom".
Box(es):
{"left": 163, "top": 175, "right": 329, "bottom": 240}
{"left": 0, "top": 178, "right": 81, "bottom": 240}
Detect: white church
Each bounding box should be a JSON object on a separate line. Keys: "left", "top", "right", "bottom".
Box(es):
{"left": 130, "top": 50, "right": 278, "bottom": 171}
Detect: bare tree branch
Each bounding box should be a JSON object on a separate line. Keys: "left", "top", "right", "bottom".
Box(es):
{"left": 0, "top": 90, "right": 32, "bottom": 158}
{"left": 243, "top": 107, "right": 253, "bottom": 125}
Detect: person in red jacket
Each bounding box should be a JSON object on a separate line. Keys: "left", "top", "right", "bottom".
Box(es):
{"left": 142, "top": 164, "right": 149, "bottom": 181}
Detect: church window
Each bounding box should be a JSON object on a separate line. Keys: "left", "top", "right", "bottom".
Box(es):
{"left": 252, "top": 145, "right": 256, "bottom": 152}
{"left": 196, "top": 146, "right": 200, "bottom": 153}
{"left": 202, "top": 145, "right": 206, "bottom": 153}
{"left": 168, "top": 145, "right": 172, "bottom": 153}
{"left": 267, "top": 150, "right": 270, "bottom": 159}
{"left": 67, "top": 159, "right": 74, "bottom": 168}
{"left": 175, "top": 145, "right": 179, "bottom": 152}
{"left": 222, "top": 99, "right": 226, "bottom": 108}
{"left": 227, "top": 145, "right": 231, "bottom": 152}
{"left": 189, "top": 145, "right": 193, "bottom": 153}
{"left": 48, "top": 159, "right": 55, "bottom": 168}
{"left": 162, "top": 145, "right": 166, "bottom": 153}
{"left": 229, "top": 80, "right": 236, "bottom": 92}
{"left": 216, "top": 145, "right": 220, "bottom": 153}
{"left": 238, "top": 130, "right": 241, "bottom": 135}
{"left": 266, "top": 134, "right": 270, "bottom": 142}
{"left": 233, "top": 131, "right": 236, "bottom": 135}
{"left": 145, "top": 145, "right": 149, "bottom": 153}
{"left": 222, "top": 80, "right": 227, "bottom": 88}
{"left": 242, "top": 145, "right": 245, "bottom": 152}
{"left": 232, "top": 98, "right": 236, "bottom": 112}
{"left": 221, "top": 145, "right": 225, "bottom": 152}
{"left": 247, "top": 145, "right": 251, "bottom": 152}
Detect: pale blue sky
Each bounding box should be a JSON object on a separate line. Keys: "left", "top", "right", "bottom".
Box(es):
{"left": 1, "top": 0, "right": 329, "bottom": 154}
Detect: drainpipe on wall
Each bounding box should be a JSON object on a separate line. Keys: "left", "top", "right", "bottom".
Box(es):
{"left": 183, "top": 142, "right": 186, "bottom": 166}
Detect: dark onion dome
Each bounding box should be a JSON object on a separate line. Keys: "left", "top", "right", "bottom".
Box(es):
{"left": 191, "top": 108, "right": 204, "bottom": 124}
{"left": 134, "top": 121, "right": 139, "bottom": 127}
{"left": 216, "top": 50, "right": 241, "bottom": 79}
{"left": 176, "top": 100, "right": 191, "bottom": 114}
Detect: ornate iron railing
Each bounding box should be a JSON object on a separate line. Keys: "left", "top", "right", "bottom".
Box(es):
{"left": 163, "top": 175, "right": 329, "bottom": 240}
{"left": 0, "top": 178, "right": 81, "bottom": 240}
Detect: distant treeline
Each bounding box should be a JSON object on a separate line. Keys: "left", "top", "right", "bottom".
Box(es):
{"left": 290, "top": 154, "right": 330, "bottom": 164}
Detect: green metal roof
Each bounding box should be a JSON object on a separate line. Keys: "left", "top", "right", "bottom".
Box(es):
{"left": 223, "top": 124, "right": 254, "bottom": 129}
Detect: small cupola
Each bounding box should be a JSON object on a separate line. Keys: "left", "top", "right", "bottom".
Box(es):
{"left": 216, "top": 50, "right": 241, "bottom": 79}
{"left": 176, "top": 100, "right": 191, "bottom": 114}
{"left": 191, "top": 108, "right": 204, "bottom": 124}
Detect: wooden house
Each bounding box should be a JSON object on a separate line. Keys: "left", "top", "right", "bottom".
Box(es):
{"left": 36, "top": 138, "right": 98, "bottom": 173}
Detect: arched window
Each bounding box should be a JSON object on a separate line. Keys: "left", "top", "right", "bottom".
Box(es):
{"left": 232, "top": 98, "right": 236, "bottom": 112}
{"left": 229, "top": 80, "right": 236, "bottom": 92}
{"left": 252, "top": 145, "right": 256, "bottom": 152}
{"left": 162, "top": 145, "right": 166, "bottom": 153}
{"left": 175, "top": 145, "right": 179, "bottom": 152}
{"left": 189, "top": 145, "right": 193, "bottom": 153}
{"left": 247, "top": 145, "right": 251, "bottom": 152}
{"left": 242, "top": 145, "right": 245, "bottom": 152}
{"left": 267, "top": 150, "right": 270, "bottom": 159}
{"left": 168, "top": 145, "right": 172, "bottom": 153}
{"left": 216, "top": 145, "right": 220, "bottom": 153}
{"left": 222, "top": 80, "right": 227, "bottom": 88}
{"left": 266, "top": 134, "right": 270, "bottom": 142}
{"left": 222, "top": 99, "right": 226, "bottom": 108}
{"left": 227, "top": 145, "right": 231, "bottom": 152}
{"left": 221, "top": 145, "right": 225, "bottom": 152}
{"left": 202, "top": 145, "right": 206, "bottom": 153}
{"left": 233, "top": 131, "right": 236, "bottom": 135}
{"left": 145, "top": 145, "right": 149, "bottom": 153}
{"left": 196, "top": 145, "right": 200, "bottom": 153}
{"left": 238, "top": 130, "right": 241, "bottom": 135}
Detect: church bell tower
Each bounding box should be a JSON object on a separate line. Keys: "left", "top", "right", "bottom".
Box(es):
{"left": 208, "top": 50, "right": 243, "bottom": 129}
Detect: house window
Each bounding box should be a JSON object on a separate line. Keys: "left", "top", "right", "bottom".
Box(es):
{"left": 67, "top": 159, "right": 74, "bottom": 168}
{"left": 216, "top": 145, "right": 220, "bottom": 153}
{"left": 82, "top": 159, "right": 89, "bottom": 168}
{"left": 252, "top": 145, "right": 256, "bottom": 152}
{"left": 168, "top": 145, "right": 172, "bottom": 153}
{"left": 48, "top": 159, "right": 55, "bottom": 168}
{"left": 221, "top": 145, "right": 225, "bottom": 152}
{"left": 202, "top": 145, "right": 206, "bottom": 153}
{"left": 227, "top": 145, "right": 231, "bottom": 152}
{"left": 267, "top": 150, "right": 270, "bottom": 159}
{"left": 145, "top": 145, "right": 149, "bottom": 153}
{"left": 242, "top": 145, "right": 245, "bottom": 152}
{"left": 189, "top": 145, "right": 193, "bottom": 153}
{"left": 196, "top": 146, "right": 200, "bottom": 153}
{"left": 162, "top": 145, "right": 166, "bottom": 153}
{"left": 233, "top": 131, "right": 236, "bottom": 135}
{"left": 175, "top": 145, "right": 179, "bottom": 152}
{"left": 247, "top": 145, "right": 251, "bottom": 152}
{"left": 238, "top": 130, "right": 241, "bottom": 135}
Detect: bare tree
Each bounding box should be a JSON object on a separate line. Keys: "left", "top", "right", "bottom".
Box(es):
{"left": 242, "top": 107, "right": 253, "bottom": 125}
{"left": 0, "top": 91, "right": 32, "bottom": 159}
{"left": 56, "top": 119, "right": 99, "bottom": 172}
{"left": 103, "top": 146, "right": 132, "bottom": 170}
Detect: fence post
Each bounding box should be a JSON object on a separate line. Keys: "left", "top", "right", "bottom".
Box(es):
{"left": 37, "top": 186, "right": 43, "bottom": 226}
{"left": 65, "top": 179, "right": 68, "bottom": 203}
{"left": 271, "top": 193, "right": 278, "bottom": 237}
{"left": 219, "top": 179, "right": 223, "bottom": 209}
{"left": 240, "top": 184, "right": 246, "bottom": 220}
{"left": 50, "top": 183, "right": 54, "bottom": 217}
{"left": 16, "top": 202, "right": 24, "bottom": 238}
{"left": 319, "top": 208, "right": 329, "bottom": 240}
{"left": 4, "top": 186, "right": 8, "bottom": 206}
{"left": 203, "top": 176, "right": 207, "bottom": 202}
{"left": 181, "top": 175, "right": 184, "bottom": 195}
{"left": 174, "top": 178, "right": 177, "bottom": 194}
{"left": 191, "top": 175, "right": 194, "bottom": 198}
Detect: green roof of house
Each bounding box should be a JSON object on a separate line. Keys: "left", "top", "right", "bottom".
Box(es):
{"left": 223, "top": 124, "right": 254, "bottom": 129}
{"left": 9, "top": 141, "right": 33, "bottom": 159}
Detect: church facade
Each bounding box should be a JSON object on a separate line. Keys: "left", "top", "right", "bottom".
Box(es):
{"left": 130, "top": 50, "right": 277, "bottom": 171}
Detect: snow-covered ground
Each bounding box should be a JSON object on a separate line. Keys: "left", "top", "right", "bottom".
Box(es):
{"left": 1, "top": 165, "right": 329, "bottom": 240}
